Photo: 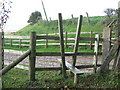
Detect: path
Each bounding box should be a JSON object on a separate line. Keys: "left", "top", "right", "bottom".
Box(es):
{"left": 4, "top": 49, "right": 102, "bottom": 72}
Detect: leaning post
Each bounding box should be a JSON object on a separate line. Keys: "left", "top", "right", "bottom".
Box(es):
{"left": 29, "top": 32, "right": 36, "bottom": 81}
{"left": 72, "top": 15, "right": 83, "bottom": 66}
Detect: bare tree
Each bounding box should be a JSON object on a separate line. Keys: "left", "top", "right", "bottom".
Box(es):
{"left": 0, "top": 0, "right": 12, "bottom": 69}
{"left": 104, "top": 8, "right": 116, "bottom": 17}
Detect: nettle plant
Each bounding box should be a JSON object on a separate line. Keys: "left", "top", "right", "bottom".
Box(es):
{"left": 0, "top": 0, "right": 12, "bottom": 31}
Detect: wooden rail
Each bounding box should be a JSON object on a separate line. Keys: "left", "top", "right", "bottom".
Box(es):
{"left": 0, "top": 49, "right": 31, "bottom": 76}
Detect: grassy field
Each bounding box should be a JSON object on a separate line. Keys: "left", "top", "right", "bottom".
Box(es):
{"left": 2, "top": 67, "right": 120, "bottom": 88}
{"left": 12, "top": 16, "right": 105, "bottom": 36}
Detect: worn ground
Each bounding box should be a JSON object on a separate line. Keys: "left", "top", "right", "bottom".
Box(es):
{"left": 4, "top": 49, "right": 103, "bottom": 73}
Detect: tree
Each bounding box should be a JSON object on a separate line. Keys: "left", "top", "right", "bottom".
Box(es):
{"left": 104, "top": 8, "right": 116, "bottom": 17}
{"left": 27, "top": 11, "right": 42, "bottom": 25}
{"left": 0, "top": 0, "right": 12, "bottom": 89}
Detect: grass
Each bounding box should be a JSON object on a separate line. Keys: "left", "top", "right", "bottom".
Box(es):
{"left": 12, "top": 16, "right": 105, "bottom": 36}
{"left": 2, "top": 67, "right": 120, "bottom": 88}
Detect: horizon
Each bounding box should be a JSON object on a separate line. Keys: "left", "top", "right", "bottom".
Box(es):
{"left": 1, "top": 0, "right": 119, "bottom": 32}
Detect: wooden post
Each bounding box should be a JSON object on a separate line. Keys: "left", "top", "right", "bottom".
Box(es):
{"left": 0, "top": 32, "right": 4, "bottom": 69}
{"left": 58, "top": 13, "right": 66, "bottom": 78}
{"left": 65, "top": 32, "right": 68, "bottom": 48}
{"left": 93, "top": 34, "right": 100, "bottom": 73}
{"left": 86, "top": 12, "right": 90, "bottom": 25}
{"left": 102, "top": 27, "right": 111, "bottom": 63}
{"left": 0, "top": 32, "right": 2, "bottom": 70}
{"left": 41, "top": 0, "right": 48, "bottom": 22}
{"left": 45, "top": 33, "right": 48, "bottom": 48}
{"left": 90, "top": 31, "right": 93, "bottom": 49}
{"left": 19, "top": 39, "right": 22, "bottom": 48}
{"left": 10, "top": 39, "right": 12, "bottom": 47}
{"left": 0, "top": 32, "right": 2, "bottom": 89}
{"left": 29, "top": 32, "right": 36, "bottom": 81}
{"left": 72, "top": 15, "right": 83, "bottom": 66}
{"left": 71, "top": 14, "right": 75, "bottom": 24}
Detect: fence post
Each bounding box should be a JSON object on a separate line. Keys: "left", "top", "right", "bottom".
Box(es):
{"left": 102, "top": 27, "right": 111, "bottom": 70}
{"left": 10, "top": 39, "right": 12, "bottom": 47}
{"left": 90, "top": 31, "right": 93, "bottom": 49}
{"left": 19, "top": 39, "right": 21, "bottom": 48}
{"left": 29, "top": 32, "right": 36, "bottom": 81}
{"left": 71, "top": 14, "right": 75, "bottom": 24}
{"left": 65, "top": 32, "right": 68, "bottom": 48}
{"left": 93, "top": 34, "right": 100, "bottom": 73}
{"left": 58, "top": 13, "right": 66, "bottom": 78}
{"left": 45, "top": 33, "right": 48, "bottom": 48}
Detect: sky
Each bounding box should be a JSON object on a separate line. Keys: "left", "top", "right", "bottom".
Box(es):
{"left": 0, "top": 0, "right": 119, "bottom": 32}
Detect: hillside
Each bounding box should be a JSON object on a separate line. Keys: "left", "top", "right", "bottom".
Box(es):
{"left": 15, "top": 16, "right": 106, "bottom": 36}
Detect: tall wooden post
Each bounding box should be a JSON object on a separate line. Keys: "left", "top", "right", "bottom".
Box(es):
{"left": 0, "top": 32, "right": 2, "bottom": 70}
{"left": 102, "top": 27, "right": 111, "bottom": 63}
{"left": 0, "top": 32, "right": 4, "bottom": 69}
{"left": 29, "top": 32, "right": 36, "bottom": 81}
{"left": 0, "top": 31, "right": 4, "bottom": 89}
{"left": 41, "top": 0, "right": 48, "bottom": 22}
{"left": 58, "top": 13, "right": 66, "bottom": 78}
{"left": 86, "top": 12, "right": 90, "bottom": 25}
{"left": 72, "top": 15, "right": 83, "bottom": 66}
{"left": 115, "top": 5, "right": 120, "bottom": 70}
{"left": 71, "top": 14, "right": 75, "bottom": 24}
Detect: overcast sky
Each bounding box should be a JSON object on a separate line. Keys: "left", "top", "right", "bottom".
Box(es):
{"left": 1, "top": 0, "right": 119, "bottom": 32}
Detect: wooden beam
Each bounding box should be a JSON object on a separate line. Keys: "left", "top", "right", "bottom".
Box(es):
{"left": 72, "top": 15, "right": 83, "bottom": 66}
{"left": 35, "top": 64, "right": 102, "bottom": 71}
{"left": 36, "top": 36, "right": 59, "bottom": 40}
{"left": 0, "top": 49, "right": 30, "bottom": 76}
{"left": 79, "top": 37, "right": 97, "bottom": 41}
{"left": 29, "top": 32, "right": 36, "bottom": 81}
{"left": 36, "top": 52, "right": 102, "bottom": 56}
{"left": 35, "top": 67, "right": 62, "bottom": 71}
{"left": 58, "top": 59, "right": 84, "bottom": 85}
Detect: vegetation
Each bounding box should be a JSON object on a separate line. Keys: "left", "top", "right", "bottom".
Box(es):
{"left": 3, "top": 67, "right": 120, "bottom": 88}
{"left": 27, "top": 11, "right": 42, "bottom": 25}
{"left": 14, "top": 16, "right": 106, "bottom": 36}
{"left": 104, "top": 8, "right": 116, "bottom": 18}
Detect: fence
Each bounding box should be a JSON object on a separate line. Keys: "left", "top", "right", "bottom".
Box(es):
{"left": 4, "top": 32, "right": 103, "bottom": 49}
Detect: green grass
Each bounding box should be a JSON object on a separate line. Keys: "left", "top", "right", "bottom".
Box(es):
{"left": 2, "top": 67, "right": 120, "bottom": 88}
{"left": 12, "top": 16, "right": 105, "bottom": 36}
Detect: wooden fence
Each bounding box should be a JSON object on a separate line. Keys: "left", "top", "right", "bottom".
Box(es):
{"left": 4, "top": 32, "right": 103, "bottom": 49}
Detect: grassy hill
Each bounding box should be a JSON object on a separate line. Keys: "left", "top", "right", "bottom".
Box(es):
{"left": 15, "top": 16, "right": 106, "bottom": 36}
